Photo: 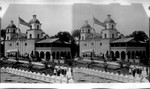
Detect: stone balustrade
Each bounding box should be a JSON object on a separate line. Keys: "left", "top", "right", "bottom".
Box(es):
{"left": 73, "top": 67, "right": 149, "bottom": 83}
{"left": 1, "top": 67, "right": 74, "bottom": 83}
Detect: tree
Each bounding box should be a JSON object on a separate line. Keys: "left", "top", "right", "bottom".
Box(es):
{"left": 50, "top": 31, "right": 73, "bottom": 42}
{"left": 1, "top": 29, "right": 6, "bottom": 40}
{"left": 71, "top": 29, "right": 81, "bottom": 57}
{"left": 50, "top": 31, "right": 77, "bottom": 58}
{"left": 71, "top": 29, "right": 80, "bottom": 40}
{"left": 1, "top": 29, "right": 6, "bottom": 57}
{"left": 127, "top": 31, "right": 148, "bottom": 42}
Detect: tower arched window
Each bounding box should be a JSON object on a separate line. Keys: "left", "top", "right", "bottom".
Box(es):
{"left": 82, "top": 36, "right": 84, "bottom": 40}
{"left": 13, "top": 29, "right": 16, "bottom": 33}
{"left": 112, "top": 34, "right": 114, "bottom": 38}
{"left": 88, "top": 29, "right": 90, "bottom": 33}
{"left": 105, "top": 34, "right": 107, "bottom": 38}
{"left": 8, "top": 29, "right": 9, "bottom": 33}
{"left": 37, "top": 25, "right": 39, "bottom": 29}
{"left": 30, "top": 34, "right": 32, "bottom": 38}
{"left": 37, "top": 34, "right": 39, "bottom": 38}
{"left": 7, "top": 36, "right": 9, "bottom": 40}
{"left": 112, "top": 25, "right": 114, "bottom": 29}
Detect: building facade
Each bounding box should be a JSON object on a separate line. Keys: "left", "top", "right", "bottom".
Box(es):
{"left": 110, "top": 38, "right": 146, "bottom": 61}
{"left": 80, "top": 15, "right": 118, "bottom": 57}
{"left": 79, "top": 15, "right": 146, "bottom": 61}
{"left": 4, "top": 15, "right": 71, "bottom": 60}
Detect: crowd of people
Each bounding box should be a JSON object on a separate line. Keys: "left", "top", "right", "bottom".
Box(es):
{"left": 129, "top": 66, "right": 149, "bottom": 78}
{"left": 53, "top": 66, "right": 73, "bottom": 78}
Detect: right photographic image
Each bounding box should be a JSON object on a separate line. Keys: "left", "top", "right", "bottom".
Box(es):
{"left": 72, "top": 3, "right": 150, "bottom": 83}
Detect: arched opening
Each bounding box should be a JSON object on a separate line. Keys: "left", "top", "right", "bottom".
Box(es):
{"left": 121, "top": 51, "right": 126, "bottom": 59}
{"left": 136, "top": 51, "right": 139, "bottom": 58}
{"left": 127, "top": 51, "right": 130, "bottom": 59}
{"left": 67, "top": 52, "right": 70, "bottom": 59}
{"left": 132, "top": 51, "right": 135, "bottom": 59}
{"left": 112, "top": 25, "right": 114, "bottom": 29}
{"left": 139, "top": 51, "right": 142, "bottom": 58}
{"left": 46, "top": 52, "right": 50, "bottom": 59}
{"left": 104, "top": 34, "right": 107, "bottom": 38}
{"left": 115, "top": 51, "right": 120, "bottom": 58}
{"left": 35, "top": 51, "right": 39, "bottom": 58}
{"left": 111, "top": 51, "right": 114, "bottom": 58}
{"left": 40, "top": 51, "right": 44, "bottom": 59}
{"left": 52, "top": 52, "right": 55, "bottom": 59}
{"left": 61, "top": 52, "right": 64, "bottom": 57}
{"left": 143, "top": 51, "right": 146, "bottom": 58}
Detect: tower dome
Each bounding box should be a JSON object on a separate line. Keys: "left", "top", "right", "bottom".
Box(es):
{"left": 104, "top": 14, "right": 115, "bottom": 23}
{"left": 29, "top": 15, "right": 40, "bottom": 24}
{"left": 81, "top": 20, "right": 91, "bottom": 28}
{"left": 7, "top": 20, "right": 16, "bottom": 28}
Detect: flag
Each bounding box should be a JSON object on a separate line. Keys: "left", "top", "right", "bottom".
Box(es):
{"left": 93, "top": 17, "right": 105, "bottom": 27}
{"left": 19, "top": 17, "right": 31, "bottom": 27}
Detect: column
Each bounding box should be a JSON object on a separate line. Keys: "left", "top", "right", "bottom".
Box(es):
{"left": 126, "top": 53, "right": 128, "bottom": 61}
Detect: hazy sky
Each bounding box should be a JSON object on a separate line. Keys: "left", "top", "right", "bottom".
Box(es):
{"left": 73, "top": 3, "right": 149, "bottom": 36}
{"left": 2, "top": 4, "right": 149, "bottom": 36}
{"left": 2, "top": 4, "right": 72, "bottom": 36}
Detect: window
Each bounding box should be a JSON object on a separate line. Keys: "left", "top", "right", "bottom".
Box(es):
{"left": 37, "top": 34, "right": 39, "bottom": 38}
{"left": 112, "top": 25, "right": 114, "bottom": 29}
{"left": 91, "top": 42, "right": 94, "bottom": 45}
{"left": 25, "top": 43, "right": 27, "bottom": 46}
{"left": 16, "top": 42, "right": 19, "bottom": 46}
{"left": 112, "top": 34, "right": 114, "bottom": 38}
{"left": 8, "top": 29, "right": 9, "bottom": 33}
{"left": 7, "top": 37, "right": 9, "bottom": 40}
{"left": 82, "top": 29, "right": 84, "bottom": 33}
{"left": 30, "top": 34, "right": 32, "bottom": 38}
{"left": 100, "top": 43, "right": 102, "bottom": 46}
{"left": 37, "top": 25, "right": 39, "bottom": 29}
{"left": 88, "top": 29, "right": 90, "bottom": 33}
{"left": 10, "top": 43, "right": 12, "bottom": 46}
{"left": 82, "top": 36, "right": 84, "bottom": 40}
{"left": 84, "top": 43, "right": 87, "bottom": 46}
{"left": 13, "top": 29, "right": 16, "bottom": 33}
{"left": 104, "top": 34, "right": 107, "bottom": 38}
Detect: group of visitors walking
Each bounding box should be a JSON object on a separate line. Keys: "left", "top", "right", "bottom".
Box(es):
{"left": 129, "top": 66, "right": 149, "bottom": 78}
{"left": 53, "top": 66, "right": 73, "bottom": 78}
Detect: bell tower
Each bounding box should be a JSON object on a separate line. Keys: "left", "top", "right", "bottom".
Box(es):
{"left": 101, "top": 14, "right": 118, "bottom": 39}
{"left": 5, "top": 20, "right": 17, "bottom": 40}
{"left": 26, "top": 15, "right": 43, "bottom": 39}
{"left": 80, "top": 20, "right": 93, "bottom": 40}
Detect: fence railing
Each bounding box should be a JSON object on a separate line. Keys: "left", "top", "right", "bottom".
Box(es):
{"left": 73, "top": 67, "right": 149, "bottom": 83}
{"left": 1, "top": 67, "right": 74, "bottom": 83}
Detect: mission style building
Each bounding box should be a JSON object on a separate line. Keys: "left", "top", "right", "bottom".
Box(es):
{"left": 4, "top": 15, "right": 71, "bottom": 61}
{"left": 79, "top": 15, "right": 147, "bottom": 61}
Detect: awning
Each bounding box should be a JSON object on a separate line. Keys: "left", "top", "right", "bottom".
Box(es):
{"left": 7, "top": 49, "right": 18, "bottom": 53}
{"left": 82, "top": 49, "right": 93, "bottom": 53}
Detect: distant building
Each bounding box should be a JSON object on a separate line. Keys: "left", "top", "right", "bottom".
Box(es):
{"left": 79, "top": 14, "right": 146, "bottom": 61}
{"left": 4, "top": 15, "right": 71, "bottom": 60}
{"left": 110, "top": 38, "right": 146, "bottom": 60}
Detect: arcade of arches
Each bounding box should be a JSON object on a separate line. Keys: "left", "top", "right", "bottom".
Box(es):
{"left": 35, "top": 51, "right": 71, "bottom": 60}
{"left": 110, "top": 51, "right": 147, "bottom": 60}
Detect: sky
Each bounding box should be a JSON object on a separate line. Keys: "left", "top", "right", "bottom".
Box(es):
{"left": 73, "top": 3, "right": 149, "bottom": 36}
{"left": 2, "top": 4, "right": 72, "bottom": 36}
{"left": 1, "top": 3, "right": 149, "bottom": 36}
